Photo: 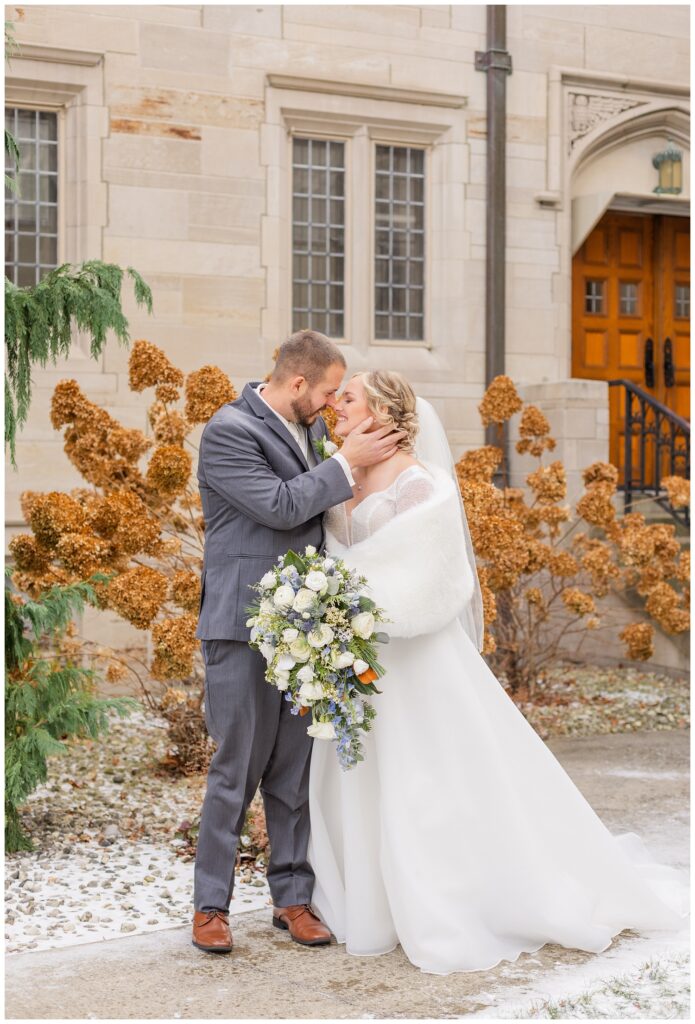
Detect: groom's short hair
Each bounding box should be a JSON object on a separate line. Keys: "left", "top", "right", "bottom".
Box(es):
{"left": 272, "top": 329, "right": 346, "bottom": 386}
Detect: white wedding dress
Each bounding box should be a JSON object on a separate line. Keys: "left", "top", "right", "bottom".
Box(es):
{"left": 307, "top": 464, "right": 689, "bottom": 975}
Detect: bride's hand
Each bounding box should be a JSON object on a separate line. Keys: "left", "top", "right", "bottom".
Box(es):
{"left": 340, "top": 417, "right": 406, "bottom": 469}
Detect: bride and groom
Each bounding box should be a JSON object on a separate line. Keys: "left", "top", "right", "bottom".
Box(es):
{"left": 192, "top": 329, "right": 688, "bottom": 973}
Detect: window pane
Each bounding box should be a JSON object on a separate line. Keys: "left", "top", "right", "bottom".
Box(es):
{"left": 39, "top": 144, "right": 57, "bottom": 173}
{"left": 39, "top": 234, "right": 57, "bottom": 265}
{"left": 619, "top": 281, "right": 638, "bottom": 316}
{"left": 675, "top": 284, "right": 690, "bottom": 319}
{"left": 584, "top": 279, "right": 604, "bottom": 314}
{"left": 5, "top": 107, "right": 59, "bottom": 285}
{"left": 292, "top": 136, "right": 345, "bottom": 337}
{"left": 17, "top": 264, "right": 37, "bottom": 286}
{"left": 39, "top": 111, "right": 57, "bottom": 141}
{"left": 373, "top": 144, "right": 426, "bottom": 341}
{"left": 39, "top": 174, "right": 57, "bottom": 204}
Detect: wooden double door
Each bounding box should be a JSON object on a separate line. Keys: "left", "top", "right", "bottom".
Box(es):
{"left": 572, "top": 211, "right": 690, "bottom": 486}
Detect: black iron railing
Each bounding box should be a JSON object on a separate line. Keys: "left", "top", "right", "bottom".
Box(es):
{"left": 607, "top": 379, "right": 690, "bottom": 528}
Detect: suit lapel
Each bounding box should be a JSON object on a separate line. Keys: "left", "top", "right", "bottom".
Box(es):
{"left": 242, "top": 381, "right": 310, "bottom": 471}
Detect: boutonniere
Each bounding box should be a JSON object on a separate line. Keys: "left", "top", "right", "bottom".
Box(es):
{"left": 312, "top": 437, "right": 339, "bottom": 461}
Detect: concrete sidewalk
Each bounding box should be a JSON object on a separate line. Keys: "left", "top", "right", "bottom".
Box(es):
{"left": 5, "top": 730, "right": 689, "bottom": 1020}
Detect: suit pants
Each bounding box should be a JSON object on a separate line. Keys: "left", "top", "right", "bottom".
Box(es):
{"left": 193, "top": 639, "right": 315, "bottom": 911}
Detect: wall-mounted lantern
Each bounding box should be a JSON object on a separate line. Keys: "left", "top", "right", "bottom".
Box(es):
{"left": 652, "top": 140, "right": 683, "bottom": 194}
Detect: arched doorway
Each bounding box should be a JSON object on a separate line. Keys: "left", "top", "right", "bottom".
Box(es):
{"left": 573, "top": 211, "right": 690, "bottom": 483}
{"left": 570, "top": 109, "right": 690, "bottom": 487}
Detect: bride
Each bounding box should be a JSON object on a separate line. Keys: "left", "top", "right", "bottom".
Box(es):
{"left": 307, "top": 369, "right": 689, "bottom": 976}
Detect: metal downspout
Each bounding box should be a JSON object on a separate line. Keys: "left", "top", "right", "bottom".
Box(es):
{"left": 475, "top": 6, "right": 513, "bottom": 475}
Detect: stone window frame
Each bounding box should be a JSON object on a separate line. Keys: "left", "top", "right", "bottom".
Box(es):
{"left": 262, "top": 75, "right": 467, "bottom": 359}
{"left": 5, "top": 44, "right": 108, "bottom": 367}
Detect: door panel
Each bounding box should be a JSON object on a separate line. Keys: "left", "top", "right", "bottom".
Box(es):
{"left": 572, "top": 211, "right": 690, "bottom": 488}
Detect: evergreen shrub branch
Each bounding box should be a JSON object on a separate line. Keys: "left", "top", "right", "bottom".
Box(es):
{"left": 5, "top": 261, "right": 153, "bottom": 465}
{"left": 5, "top": 570, "right": 138, "bottom": 852}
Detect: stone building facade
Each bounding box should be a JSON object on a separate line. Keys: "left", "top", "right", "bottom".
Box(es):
{"left": 5, "top": 4, "right": 690, "bottom": 665}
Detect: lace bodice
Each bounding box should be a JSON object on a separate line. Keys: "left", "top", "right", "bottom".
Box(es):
{"left": 325, "top": 464, "right": 435, "bottom": 546}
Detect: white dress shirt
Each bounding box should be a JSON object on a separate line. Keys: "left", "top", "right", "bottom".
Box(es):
{"left": 254, "top": 383, "right": 355, "bottom": 485}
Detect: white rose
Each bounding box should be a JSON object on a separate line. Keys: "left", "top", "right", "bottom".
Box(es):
{"left": 304, "top": 545, "right": 317, "bottom": 556}
{"left": 276, "top": 653, "right": 296, "bottom": 672}
{"left": 292, "top": 588, "right": 316, "bottom": 613}
{"left": 308, "top": 624, "right": 335, "bottom": 649}
{"left": 305, "top": 570, "right": 328, "bottom": 593}
{"left": 259, "top": 641, "right": 275, "bottom": 663}
{"left": 296, "top": 664, "right": 315, "bottom": 684}
{"left": 353, "top": 658, "right": 370, "bottom": 676}
{"left": 351, "top": 611, "right": 375, "bottom": 639}
{"left": 289, "top": 636, "right": 312, "bottom": 662}
{"left": 323, "top": 441, "right": 338, "bottom": 456}
{"left": 274, "top": 671, "right": 290, "bottom": 691}
{"left": 323, "top": 558, "right": 335, "bottom": 570}
{"left": 260, "top": 598, "right": 275, "bottom": 616}
{"left": 282, "top": 627, "right": 299, "bottom": 643}
{"left": 325, "top": 576, "right": 340, "bottom": 596}
{"left": 307, "top": 719, "right": 337, "bottom": 740}
{"left": 273, "top": 584, "right": 295, "bottom": 611}
{"left": 260, "top": 571, "right": 277, "bottom": 590}
{"left": 298, "top": 680, "right": 324, "bottom": 705}
{"left": 331, "top": 650, "right": 355, "bottom": 669}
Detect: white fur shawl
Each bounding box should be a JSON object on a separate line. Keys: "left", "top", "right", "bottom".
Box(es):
{"left": 325, "top": 465, "right": 474, "bottom": 639}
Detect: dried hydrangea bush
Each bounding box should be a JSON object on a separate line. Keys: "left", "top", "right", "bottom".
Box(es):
{"left": 9, "top": 341, "right": 236, "bottom": 772}
{"left": 450, "top": 375, "right": 689, "bottom": 690}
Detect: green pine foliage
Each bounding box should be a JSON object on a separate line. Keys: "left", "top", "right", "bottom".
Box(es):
{"left": 5, "top": 572, "right": 139, "bottom": 852}
{"left": 5, "top": 261, "right": 153, "bottom": 465}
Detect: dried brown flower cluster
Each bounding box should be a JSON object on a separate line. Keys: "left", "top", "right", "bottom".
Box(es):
{"left": 151, "top": 614, "right": 198, "bottom": 680}
{"left": 516, "top": 405, "right": 557, "bottom": 457}
{"left": 184, "top": 365, "right": 237, "bottom": 423}
{"left": 619, "top": 622, "right": 654, "bottom": 661}
{"left": 129, "top": 339, "right": 184, "bottom": 403}
{"left": 321, "top": 404, "right": 342, "bottom": 447}
{"left": 661, "top": 475, "right": 690, "bottom": 509}
{"left": 51, "top": 381, "right": 151, "bottom": 492}
{"left": 478, "top": 375, "right": 524, "bottom": 427}
{"left": 146, "top": 445, "right": 192, "bottom": 497}
{"left": 107, "top": 566, "right": 169, "bottom": 629}
{"left": 171, "top": 570, "right": 201, "bottom": 613}
{"left": 148, "top": 402, "right": 189, "bottom": 446}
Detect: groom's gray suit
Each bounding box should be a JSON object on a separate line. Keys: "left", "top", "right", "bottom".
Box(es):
{"left": 193, "top": 381, "right": 354, "bottom": 912}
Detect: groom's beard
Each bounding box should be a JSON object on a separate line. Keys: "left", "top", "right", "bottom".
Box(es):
{"left": 290, "top": 394, "right": 323, "bottom": 428}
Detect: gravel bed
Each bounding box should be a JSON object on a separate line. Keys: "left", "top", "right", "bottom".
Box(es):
{"left": 6, "top": 708, "right": 270, "bottom": 955}
{"left": 508, "top": 662, "right": 690, "bottom": 740}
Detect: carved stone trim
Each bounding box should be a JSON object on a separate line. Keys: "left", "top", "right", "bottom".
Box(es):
{"left": 568, "top": 92, "right": 649, "bottom": 154}
{"left": 267, "top": 74, "right": 466, "bottom": 109}
{"left": 12, "top": 43, "right": 103, "bottom": 67}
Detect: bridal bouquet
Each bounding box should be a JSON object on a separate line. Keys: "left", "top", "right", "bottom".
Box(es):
{"left": 246, "top": 545, "right": 389, "bottom": 769}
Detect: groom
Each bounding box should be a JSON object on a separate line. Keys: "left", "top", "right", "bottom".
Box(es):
{"left": 192, "top": 329, "right": 403, "bottom": 953}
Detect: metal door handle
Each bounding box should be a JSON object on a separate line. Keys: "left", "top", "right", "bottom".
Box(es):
{"left": 644, "top": 337, "right": 655, "bottom": 389}
{"left": 663, "top": 337, "right": 675, "bottom": 388}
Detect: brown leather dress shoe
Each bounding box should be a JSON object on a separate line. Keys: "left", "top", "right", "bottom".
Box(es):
{"left": 272, "top": 903, "right": 332, "bottom": 946}
{"left": 192, "top": 909, "right": 233, "bottom": 953}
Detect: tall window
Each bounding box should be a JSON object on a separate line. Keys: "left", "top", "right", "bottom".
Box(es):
{"left": 374, "top": 144, "right": 425, "bottom": 341}
{"left": 292, "top": 137, "right": 345, "bottom": 336}
{"left": 5, "top": 108, "right": 58, "bottom": 287}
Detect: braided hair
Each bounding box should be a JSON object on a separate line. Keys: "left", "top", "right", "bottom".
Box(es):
{"left": 353, "top": 370, "right": 419, "bottom": 453}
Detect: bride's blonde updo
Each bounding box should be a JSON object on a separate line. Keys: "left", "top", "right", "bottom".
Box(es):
{"left": 353, "top": 370, "right": 419, "bottom": 453}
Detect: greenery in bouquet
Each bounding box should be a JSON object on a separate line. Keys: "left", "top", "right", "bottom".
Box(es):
{"left": 246, "top": 545, "right": 389, "bottom": 769}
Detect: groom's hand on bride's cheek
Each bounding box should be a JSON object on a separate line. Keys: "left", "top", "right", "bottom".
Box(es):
{"left": 341, "top": 419, "right": 407, "bottom": 468}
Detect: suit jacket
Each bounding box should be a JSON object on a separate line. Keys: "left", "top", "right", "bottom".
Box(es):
{"left": 196, "top": 381, "right": 355, "bottom": 641}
